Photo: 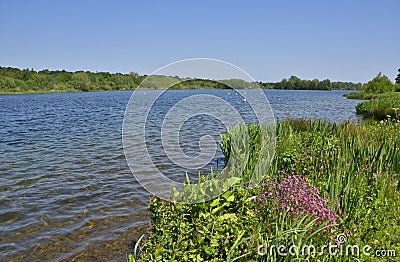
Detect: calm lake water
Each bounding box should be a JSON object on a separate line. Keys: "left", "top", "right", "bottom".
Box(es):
{"left": 0, "top": 90, "right": 363, "bottom": 261}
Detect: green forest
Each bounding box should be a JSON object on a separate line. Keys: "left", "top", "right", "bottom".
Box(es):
{"left": 0, "top": 66, "right": 146, "bottom": 93}
{"left": 0, "top": 66, "right": 361, "bottom": 94}
{"left": 260, "top": 75, "right": 362, "bottom": 90}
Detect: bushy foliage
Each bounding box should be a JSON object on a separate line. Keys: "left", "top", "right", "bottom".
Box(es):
{"left": 361, "top": 73, "right": 394, "bottom": 94}
{"left": 130, "top": 120, "right": 400, "bottom": 262}
{"left": 345, "top": 73, "right": 395, "bottom": 100}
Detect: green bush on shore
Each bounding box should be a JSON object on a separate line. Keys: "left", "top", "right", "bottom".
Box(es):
{"left": 344, "top": 73, "right": 395, "bottom": 101}
{"left": 361, "top": 73, "right": 395, "bottom": 94}
{"left": 130, "top": 119, "right": 400, "bottom": 262}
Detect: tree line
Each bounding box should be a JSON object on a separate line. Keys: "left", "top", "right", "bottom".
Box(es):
{"left": 0, "top": 66, "right": 145, "bottom": 93}
{"left": 0, "top": 66, "right": 363, "bottom": 93}
{"left": 260, "top": 75, "right": 362, "bottom": 90}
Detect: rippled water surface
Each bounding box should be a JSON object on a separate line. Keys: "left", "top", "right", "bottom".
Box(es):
{"left": 0, "top": 90, "right": 363, "bottom": 261}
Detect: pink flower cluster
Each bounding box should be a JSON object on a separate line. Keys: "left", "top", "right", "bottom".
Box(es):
{"left": 255, "top": 174, "right": 339, "bottom": 230}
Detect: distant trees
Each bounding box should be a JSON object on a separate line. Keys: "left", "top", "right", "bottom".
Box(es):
{"left": 0, "top": 66, "right": 365, "bottom": 93}
{"left": 129, "top": 71, "right": 139, "bottom": 78}
{"left": 0, "top": 66, "right": 145, "bottom": 93}
{"left": 361, "top": 72, "right": 394, "bottom": 94}
{"left": 395, "top": 68, "right": 400, "bottom": 85}
{"left": 71, "top": 72, "right": 91, "bottom": 91}
{"left": 221, "top": 79, "right": 258, "bottom": 89}
{"left": 260, "top": 75, "right": 361, "bottom": 90}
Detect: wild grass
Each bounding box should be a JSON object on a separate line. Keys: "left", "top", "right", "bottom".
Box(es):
{"left": 129, "top": 119, "right": 400, "bottom": 261}
{"left": 356, "top": 92, "right": 400, "bottom": 120}
{"left": 343, "top": 92, "right": 377, "bottom": 100}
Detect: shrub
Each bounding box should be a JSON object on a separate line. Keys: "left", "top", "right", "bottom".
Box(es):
{"left": 344, "top": 73, "right": 395, "bottom": 100}
{"left": 361, "top": 73, "right": 394, "bottom": 94}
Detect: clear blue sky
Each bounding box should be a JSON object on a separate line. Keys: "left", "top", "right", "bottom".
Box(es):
{"left": 0, "top": 0, "right": 398, "bottom": 82}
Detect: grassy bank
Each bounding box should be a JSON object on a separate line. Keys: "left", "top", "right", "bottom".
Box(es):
{"left": 342, "top": 72, "right": 400, "bottom": 121}
{"left": 130, "top": 119, "right": 400, "bottom": 261}
{"left": 343, "top": 92, "right": 377, "bottom": 100}
{"left": 356, "top": 92, "right": 400, "bottom": 120}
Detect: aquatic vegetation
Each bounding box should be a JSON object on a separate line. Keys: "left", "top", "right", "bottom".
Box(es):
{"left": 343, "top": 91, "right": 377, "bottom": 100}
{"left": 356, "top": 92, "right": 400, "bottom": 120}
{"left": 130, "top": 119, "right": 400, "bottom": 261}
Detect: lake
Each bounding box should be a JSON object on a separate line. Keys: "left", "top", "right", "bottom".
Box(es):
{"left": 0, "top": 90, "right": 364, "bottom": 261}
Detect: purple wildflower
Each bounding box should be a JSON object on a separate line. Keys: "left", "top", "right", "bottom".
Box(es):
{"left": 256, "top": 174, "right": 341, "bottom": 232}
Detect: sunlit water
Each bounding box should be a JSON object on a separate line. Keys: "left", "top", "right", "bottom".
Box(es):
{"left": 0, "top": 90, "right": 363, "bottom": 261}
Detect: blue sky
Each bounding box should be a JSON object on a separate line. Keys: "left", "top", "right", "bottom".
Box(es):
{"left": 0, "top": 0, "right": 398, "bottom": 82}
